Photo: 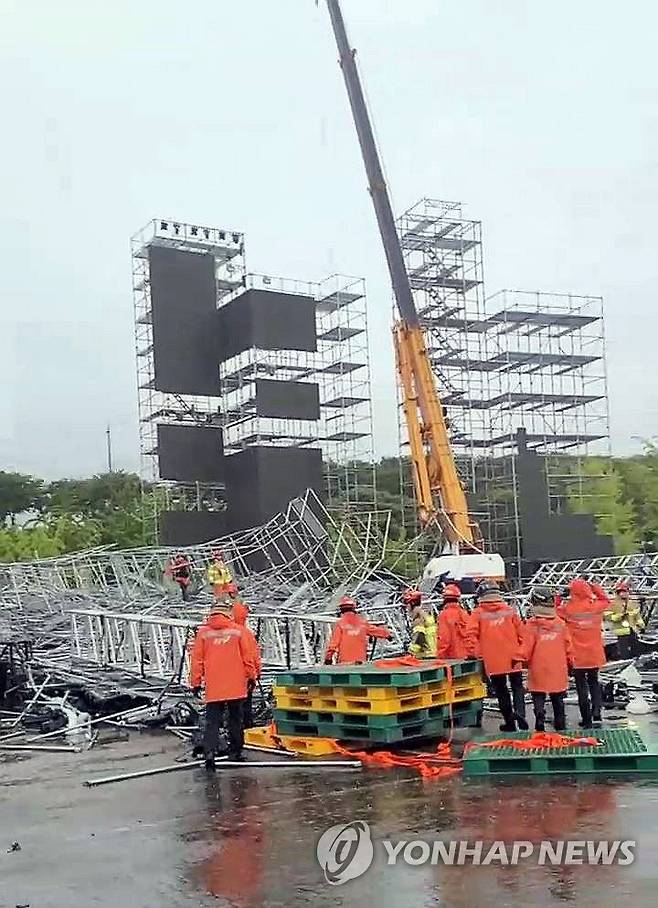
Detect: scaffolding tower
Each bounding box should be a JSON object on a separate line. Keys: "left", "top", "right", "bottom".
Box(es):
{"left": 131, "top": 218, "right": 245, "bottom": 520}
{"left": 475, "top": 289, "right": 610, "bottom": 566}
{"left": 396, "top": 199, "right": 611, "bottom": 566}
{"left": 218, "top": 272, "right": 376, "bottom": 511}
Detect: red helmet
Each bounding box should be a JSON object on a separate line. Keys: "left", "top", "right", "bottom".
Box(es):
{"left": 339, "top": 595, "right": 357, "bottom": 611}
{"left": 442, "top": 583, "right": 461, "bottom": 601}
{"left": 615, "top": 580, "right": 630, "bottom": 593}
{"left": 402, "top": 589, "right": 422, "bottom": 605}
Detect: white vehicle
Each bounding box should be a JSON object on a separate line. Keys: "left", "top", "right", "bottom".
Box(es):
{"left": 423, "top": 552, "right": 506, "bottom": 584}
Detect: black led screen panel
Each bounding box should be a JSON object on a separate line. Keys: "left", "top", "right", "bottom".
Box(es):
{"left": 217, "top": 289, "right": 317, "bottom": 362}
{"left": 224, "top": 446, "right": 324, "bottom": 532}
{"left": 149, "top": 245, "right": 219, "bottom": 395}
{"left": 517, "top": 448, "right": 613, "bottom": 561}
{"left": 156, "top": 424, "right": 224, "bottom": 483}
{"left": 160, "top": 511, "right": 227, "bottom": 546}
{"left": 255, "top": 379, "right": 320, "bottom": 420}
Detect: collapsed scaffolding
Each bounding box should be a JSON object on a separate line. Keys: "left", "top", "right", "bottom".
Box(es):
{"left": 0, "top": 492, "right": 412, "bottom": 698}
{"left": 2, "top": 487, "right": 657, "bottom": 746}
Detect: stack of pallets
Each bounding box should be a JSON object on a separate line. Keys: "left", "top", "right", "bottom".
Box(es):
{"left": 270, "top": 659, "right": 485, "bottom": 746}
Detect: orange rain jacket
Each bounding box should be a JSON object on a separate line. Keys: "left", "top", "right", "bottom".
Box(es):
{"left": 557, "top": 579, "right": 609, "bottom": 670}
{"left": 467, "top": 599, "right": 524, "bottom": 676}
{"left": 437, "top": 601, "right": 471, "bottom": 660}
{"left": 190, "top": 613, "right": 256, "bottom": 702}
{"left": 232, "top": 601, "right": 262, "bottom": 679}
{"left": 522, "top": 615, "right": 574, "bottom": 693}
{"left": 325, "top": 612, "right": 391, "bottom": 664}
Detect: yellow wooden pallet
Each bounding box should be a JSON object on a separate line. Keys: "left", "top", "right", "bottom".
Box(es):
{"left": 273, "top": 672, "right": 484, "bottom": 712}
{"left": 451, "top": 679, "right": 487, "bottom": 703}
{"left": 273, "top": 683, "right": 480, "bottom": 715}
{"left": 244, "top": 724, "right": 340, "bottom": 756}
{"left": 273, "top": 677, "right": 451, "bottom": 702}
{"left": 277, "top": 735, "right": 341, "bottom": 756}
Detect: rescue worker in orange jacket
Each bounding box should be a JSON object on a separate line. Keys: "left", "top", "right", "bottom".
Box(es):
{"left": 468, "top": 581, "right": 528, "bottom": 731}
{"left": 324, "top": 596, "right": 392, "bottom": 665}
{"left": 190, "top": 600, "right": 256, "bottom": 769}
{"left": 522, "top": 587, "right": 574, "bottom": 732}
{"left": 437, "top": 584, "right": 471, "bottom": 660}
{"left": 557, "top": 578, "right": 609, "bottom": 727}
{"left": 232, "top": 598, "right": 261, "bottom": 729}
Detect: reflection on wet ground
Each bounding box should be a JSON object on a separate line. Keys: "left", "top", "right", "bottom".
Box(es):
{"left": 1, "top": 718, "right": 657, "bottom": 907}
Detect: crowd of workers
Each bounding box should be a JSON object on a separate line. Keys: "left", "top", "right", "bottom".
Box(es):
{"left": 182, "top": 547, "right": 646, "bottom": 767}
{"left": 323, "top": 578, "right": 647, "bottom": 732}
{"left": 324, "top": 577, "right": 645, "bottom": 734}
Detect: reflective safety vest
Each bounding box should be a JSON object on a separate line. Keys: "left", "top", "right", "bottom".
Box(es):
{"left": 607, "top": 597, "right": 644, "bottom": 637}
{"left": 409, "top": 613, "right": 437, "bottom": 659}
{"left": 207, "top": 561, "right": 232, "bottom": 588}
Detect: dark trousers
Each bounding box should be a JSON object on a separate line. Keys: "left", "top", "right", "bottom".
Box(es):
{"left": 204, "top": 699, "right": 244, "bottom": 759}
{"left": 573, "top": 668, "right": 602, "bottom": 725}
{"left": 490, "top": 671, "right": 526, "bottom": 726}
{"left": 531, "top": 692, "right": 566, "bottom": 731}
{"left": 243, "top": 687, "right": 254, "bottom": 729}
{"left": 0, "top": 662, "right": 8, "bottom": 703}
{"left": 616, "top": 633, "right": 640, "bottom": 659}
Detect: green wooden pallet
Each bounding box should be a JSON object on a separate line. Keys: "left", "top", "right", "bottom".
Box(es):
{"left": 275, "top": 658, "right": 482, "bottom": 689}
{"left": 463, "top": 728, "right": 658, "bottom": 777}
{"left": 448, "top": 658, "right": 482, "bottom": 678}
{"left": 273, "top": 698, "right": 480, "bottom": 730}
{"left": 274, "top": 703, "right": 482, "bottom": 744}
{"left": 446, "top": 706, "right": 481, "bottom": 730}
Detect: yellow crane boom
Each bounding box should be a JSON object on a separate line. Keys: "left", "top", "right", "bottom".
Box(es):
{"left": 324, "top": 0, "right": 477, "bottom": 551}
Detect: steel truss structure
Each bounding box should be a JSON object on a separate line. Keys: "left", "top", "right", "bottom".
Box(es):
{"left": 132, "top": 218, "right": 246, "bottom": 523}
{"left": 396, "top": 198, "right": 611, "bottom": 562}
{"left": 220, "top": 272, "right": 376, "bottom": 510}
{"left": 0, "top": 492, "right": 417, "bottom": 688}
{"left": 69, "top": 605, "right": 407, "bottom": 684}
{"left": 0, "top": 493, "right": 389, "bottom": 614}
{"left": 531, "top": 551, "right": 658, "bottom": 595}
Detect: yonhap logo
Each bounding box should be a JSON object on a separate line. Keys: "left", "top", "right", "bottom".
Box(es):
{"left": 316, "top": 821, "right": 374, "bottom": 885}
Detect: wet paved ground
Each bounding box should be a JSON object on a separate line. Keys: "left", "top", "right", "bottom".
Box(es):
{"left": 2, "top": 717, "right": 658, "bottom": 908}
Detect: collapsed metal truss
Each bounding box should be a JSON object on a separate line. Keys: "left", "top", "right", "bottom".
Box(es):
{"left": 0, "top": 492, "right": 393, "bottom": 611}
{"left": 69, "top": 605, "right": 408, "bottom": 685}
{"left": 531, "top": 551, "right": 658, "bottom": 594}
{"left": 1, "top": 492, "right": 414, "bottom": 691}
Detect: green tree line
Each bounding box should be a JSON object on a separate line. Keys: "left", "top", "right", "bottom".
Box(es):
{"left": 0, "top": 471, "right": 157, "bottom": 562}
{"left": 1, "top": 441, "right": 657, "bottom": 562}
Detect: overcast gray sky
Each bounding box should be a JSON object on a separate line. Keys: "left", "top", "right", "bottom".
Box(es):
{"left": 1, "top": 0, "right": 656, "bottom": 479}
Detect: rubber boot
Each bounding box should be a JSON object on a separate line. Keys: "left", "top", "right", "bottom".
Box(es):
{"left": 227, "top": 752, "right": 247, "bottom": 763}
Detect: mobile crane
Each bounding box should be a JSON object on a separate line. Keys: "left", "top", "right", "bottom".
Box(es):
{"left": 324, "top": 0, "right": 504, "bottom": 580}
